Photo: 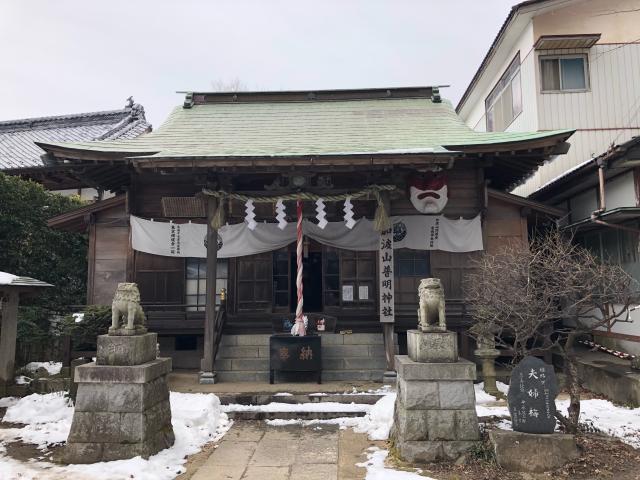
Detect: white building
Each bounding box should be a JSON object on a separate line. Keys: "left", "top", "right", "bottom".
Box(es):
{"left": 457, "top": 0, "right": 640, "bottom": 197}
{"left": 458, "top": 0, "right": 640, "bottom": 354}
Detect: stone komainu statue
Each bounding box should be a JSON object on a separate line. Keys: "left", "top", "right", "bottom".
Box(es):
{"left": 109, "top": 282, "right": 147, "bottom": 335}
{"left": 418, "top": 278, "right": 446, "bottom": 332}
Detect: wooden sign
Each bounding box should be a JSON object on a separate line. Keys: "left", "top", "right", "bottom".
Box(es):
{"left": 379, "top": 227, "right": 395, "bottom": 323}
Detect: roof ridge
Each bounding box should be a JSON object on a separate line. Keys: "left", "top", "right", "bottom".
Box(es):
{"left": 0, "top": 108, "right": 132, "bottom": 132}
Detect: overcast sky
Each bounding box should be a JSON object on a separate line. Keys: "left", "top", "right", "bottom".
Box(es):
{"left": 0, "top": 0, "right": 516, "bottom": 128}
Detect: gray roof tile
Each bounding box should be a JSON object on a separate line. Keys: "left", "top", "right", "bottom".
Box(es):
{"left": 0, "top": 100, "right": 151, "bottom": 170}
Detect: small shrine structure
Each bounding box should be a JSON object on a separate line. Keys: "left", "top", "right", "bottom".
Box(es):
{"left": 36, "top": 87, "right": 570, "bottom": 382}
{"left": 0, "top": 272, "right": 52, "bottom": 396}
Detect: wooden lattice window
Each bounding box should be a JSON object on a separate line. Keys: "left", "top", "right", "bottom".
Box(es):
{"left": 236, "top": 252, "right": 272, "bottom": 311}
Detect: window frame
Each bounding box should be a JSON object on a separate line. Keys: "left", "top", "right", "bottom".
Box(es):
{"left": 539, "top": 53, "right": 590, "bottom": 93}
{"left": 185, "top": 257, "right": 228, "bottom": 312}
{"left": 485, "top": 53, "right": 523, "bottom": 132}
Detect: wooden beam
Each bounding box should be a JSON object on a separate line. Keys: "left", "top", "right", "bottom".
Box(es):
{"left": 200, "top": 195, "right": 219, "bottom": 384}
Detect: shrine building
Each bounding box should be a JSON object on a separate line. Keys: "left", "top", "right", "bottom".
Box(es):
{"left": 37, "top": 87, "right": 571, "bottom": 382}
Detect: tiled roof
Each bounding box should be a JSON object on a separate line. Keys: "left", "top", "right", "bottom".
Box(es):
{"left": 0, "top": 99, "right": 151, "bottom": 170}
{"left": 37, "top": 94, "right": 571, "bottom": 159}
{"left": 0, "top": 271, "right": 53, "bottom": 288}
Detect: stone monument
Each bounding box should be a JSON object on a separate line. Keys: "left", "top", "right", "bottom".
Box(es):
{"left": 62, "top": 283, "right": 175, "bottom": 463}
{"left": 489, "top": 356, "right": 578, "bottom": 472}
{"left": 392, "top": 278, "right": 480, "bottom": 462}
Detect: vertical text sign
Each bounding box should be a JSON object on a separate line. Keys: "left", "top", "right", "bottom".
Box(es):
{"left": 379, "top": 227, "right": 395, "bottom": 323}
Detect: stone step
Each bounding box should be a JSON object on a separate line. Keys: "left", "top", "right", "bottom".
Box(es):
{"left": 217, "top": 393, "right": 385, "bottom": 405}
{"left": 225, "top": 410, "right": 367, "bottom": 420}
{"left": 214, "top": 357, "right": 386, "bottom": 372}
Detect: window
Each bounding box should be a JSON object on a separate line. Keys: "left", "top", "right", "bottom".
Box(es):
{"left": 185, "top": 258, "right": 228, "bottom": 311}
{"left": 323, "top": 248, "right": 375, "bottom": 309}
{"left": 486, "top": 54, "right": 522, "bottom": 132}
{"left": 236, "top": 253, "right": 272, "bottom": 311}
{"left": 540, "top": 55, "right": 588, "bottom": 92}
{"left": 576, "top": 222, "right": 640, "bottom": 283}
{"left": 394, "top": 249, "right": 430, "bottom": 306}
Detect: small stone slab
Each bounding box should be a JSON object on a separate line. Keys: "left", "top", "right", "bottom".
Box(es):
{"left": 97, "top": 333, "right": 157, "bottom": 366}
{"left": 507, "top": 356, "right": 559, "bottom": 434}
{"left": 407, "top": 330, "right": 458, "bottom": 363}
{"left": 489, "top": 430, "right": 578, "bottom": 472}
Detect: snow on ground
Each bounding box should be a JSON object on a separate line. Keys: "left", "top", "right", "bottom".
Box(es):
{"left": 357, "top": 447, "right": 436, "bottom": 480}
{"left": 474, "top": 384, "right": 640, "bottom": 448}
{"left": 2, "top": 392, "right": 74, "bottom": 448}
{"left": 222, "top": 401, "right": 371, "bottom": 413}
{"left": 0, "top": 391, "right": 231, "bottom": 480}
{"left": 0, "top": 397, "right": 19, "bottom": 408}
{"left": 23, "top": 362, "right": 63, "bottom": 376}
{"left": 255, "top": 391, "right": 396, "bottom": 441}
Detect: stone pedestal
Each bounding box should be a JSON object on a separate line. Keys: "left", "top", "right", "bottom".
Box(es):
{"left": 407, "top": 329, "right": 458, "bottom": 363}
{"left": 489, "top": 430, "right": 579, "bottom": 472}
{"left": 392, "top": 330, "right": 480, "bottom": 463}
{"left": 62, "top": 333, "right": 175, "bottom": 464}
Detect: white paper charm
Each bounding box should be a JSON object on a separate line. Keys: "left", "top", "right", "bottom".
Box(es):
{"left": 315, "top": 198, "right": 328, "bottom": 229}
{"left": 275, "top": 199, "right": 287, "bottom": 230}
{"left": 245, "top": 199, "right": 257, "bottom": 230}
{"left": 343, "top": 197, "right": 356, "bottom": 229}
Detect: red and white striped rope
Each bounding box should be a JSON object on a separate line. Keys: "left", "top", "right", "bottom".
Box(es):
{"left": 579, "top": 339, "right": 636, "bottom": 360}
{"left": 294, "top": 199, "right": 306, "bottom": 335}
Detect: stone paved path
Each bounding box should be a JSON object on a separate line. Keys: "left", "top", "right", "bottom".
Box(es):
{"left": 187, "top": 421, "right": 376, "bottom": 480}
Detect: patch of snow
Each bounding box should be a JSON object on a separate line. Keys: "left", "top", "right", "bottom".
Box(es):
{"left": 559, "top": 399, "right": 640, "bottom": 448}
{"left": 353, "top": 392, "right": 396, "bottom": 440}
{"left": 273, "top": 392, "right": 293, "bottom": 397}
{"left": 357, "top": 447, "right": 437, "bottom": 480}
{"left": 14, "top": 376, "right": 33, "bottom": 385}
{"left": 475, "top": 391, "right": 640, "bottom": 448}
{"left": 0, "top": 397, "right": 19, "bottom": 408}
{"left": 72, "top": 313, "right": 84, "bottom": 323}
{"left": 266, "top": 417, "right": 361, "bottom": 429}
{"left": 222, "top": 401, "right": 371, "bottom": 413}
{"left": 0, "top": 391, "right": 232, "bottom": 480}
{"left": 264, "top": 392, "right": 397, "bottom": 441}
{"left": 24, "top": 362, "right": 63, "bottom": 376}
{"left": 3, "top": 392, "right": 72, "bottom": 426}
{"left": 0, "top": 272, "right": 17, "bottom": 285}
{"left": 2, "top": 392, "right": 74, "bottom": 449}
{"left": 474, "top": 381, "right": 509, "bottom": 404}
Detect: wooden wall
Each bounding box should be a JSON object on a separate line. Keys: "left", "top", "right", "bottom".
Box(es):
{"left": 485, "top": 196, "right": 528, "bottom": 253}
{"left": 89, "top": 204, "right": 129, "bottom": 305}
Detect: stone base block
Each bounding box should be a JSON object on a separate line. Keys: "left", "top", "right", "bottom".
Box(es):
{"left": 63, "top": 358, "right": 174, "bottom": 463}
{"left": 394, "top": 404, "right": 480, "bottom": 442}
{"left": 407, "top": 330, "right": 458, "bottom": 363}
{"left": 396, "top": 440, "right": 477, "bottom": 463}
{"left": 75, "top": 358, "right": 171, "bottom": 384}
{"left": 97, "top": 333, "right": 157, "bottom": 366}
{"left": 489, "top": 430, "right": 579, "bottom": 472}
{"left": 395, "top": 355, "right": 476, "bottom": 381}
{"left": 62, "top": 426, "right": 174, "bottom": 464}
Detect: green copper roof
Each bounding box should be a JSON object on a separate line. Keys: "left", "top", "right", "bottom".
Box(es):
{"left": 38, "top": 96, "right": 572, "bottom": 159}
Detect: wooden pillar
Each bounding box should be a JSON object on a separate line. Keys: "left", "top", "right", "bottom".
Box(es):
{"left": 200, "top": 196, "right": 219, "bottom": 384}
{"left": 0, "top": 290, "right": 19, "bottom": 394}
